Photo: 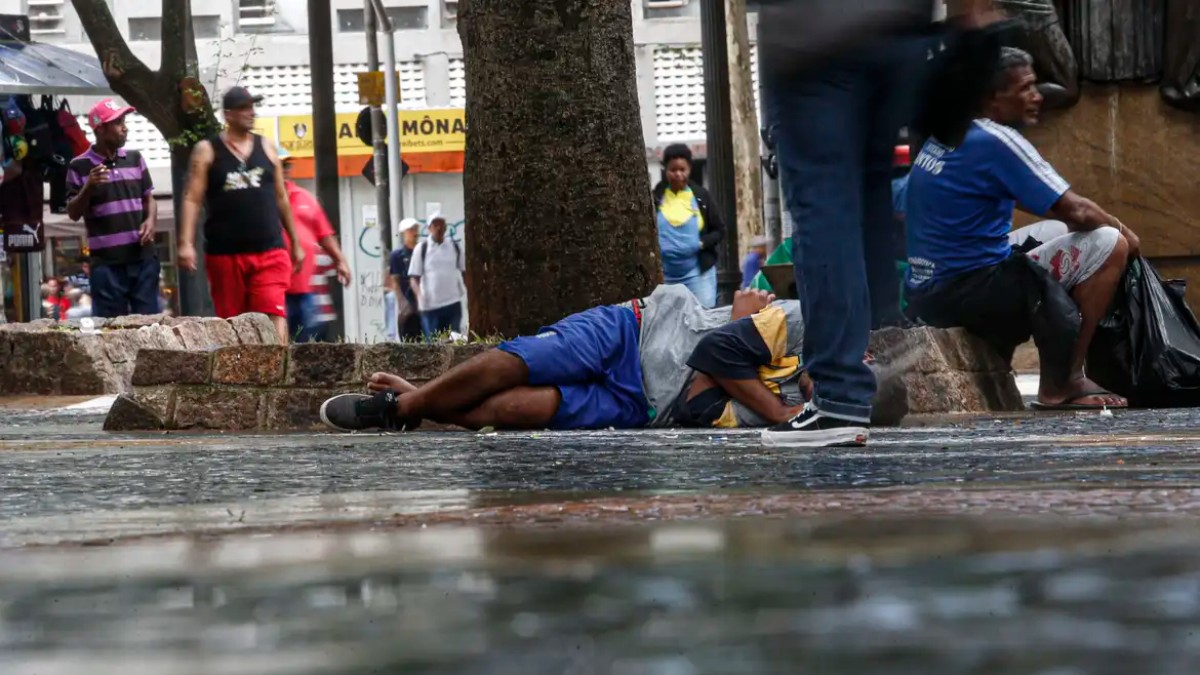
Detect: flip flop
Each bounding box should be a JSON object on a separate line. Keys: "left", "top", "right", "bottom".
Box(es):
{"left": 1029, "top": 391, "right": 1128, "bottom": 411}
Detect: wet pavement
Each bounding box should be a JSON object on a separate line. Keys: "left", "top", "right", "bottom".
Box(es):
{"left": 3, "top": 402, "right": 1200, "bottom": 673}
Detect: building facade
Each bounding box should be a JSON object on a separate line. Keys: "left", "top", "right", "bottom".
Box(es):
{"left": 0, "top": 0, "right": 761, "bottom": 334}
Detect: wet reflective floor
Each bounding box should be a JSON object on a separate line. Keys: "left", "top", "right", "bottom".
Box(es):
{"left": 3, "top": 405, "right": 1200, "bottom": 673}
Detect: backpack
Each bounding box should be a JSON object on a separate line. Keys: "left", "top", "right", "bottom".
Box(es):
{"left": 416, "top": 236, "right": 462, "bottom": 270}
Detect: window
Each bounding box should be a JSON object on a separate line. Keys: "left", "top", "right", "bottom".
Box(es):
{"left": 128, "top": 17, "right": 161, "bottom": 42}
{"left": 442, "top": 1, "right": 458, "bottom": 28}
{"left": 644, "top": 0, "right": 699, "bottom": 19}
{"left": 337, "top": 6, "right": 429, "bottom": 33}
{"left": 193, "top": 15, "right": 222, "bottom": 39}
{"left": 238, "top": 0, "right": 277, "bottom": 28}
{"left": 129, "top": 15, "right": 221, "bottom": 41}
{"left": 26, "top": 0, "right": 66, "bottom": 37}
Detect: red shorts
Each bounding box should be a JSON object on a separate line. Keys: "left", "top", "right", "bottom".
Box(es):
{"left": 206, "top": 248, "right": 291, "bottom": 318}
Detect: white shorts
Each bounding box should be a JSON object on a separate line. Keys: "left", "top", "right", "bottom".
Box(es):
{"left": 1008, "top": 220, "right": 1121, "bottom": 291}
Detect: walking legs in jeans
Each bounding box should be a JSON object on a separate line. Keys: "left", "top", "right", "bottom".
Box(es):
{"left": 765, "top": 39, "right": 924, "bottom": 423}
{"left": 421, "top": 302, "right": 463, "bottom": 341}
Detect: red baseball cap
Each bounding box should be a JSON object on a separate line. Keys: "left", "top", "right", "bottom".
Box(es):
{"left": 88, "top": 98, "right": 135, "bottom": 130}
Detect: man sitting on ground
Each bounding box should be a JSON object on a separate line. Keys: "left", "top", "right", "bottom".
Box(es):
{"left": 319, "top": 286, "right": 863, "bottom": 444}
{"left": 905, "top": 47, "right": 1139, "bottom": 410}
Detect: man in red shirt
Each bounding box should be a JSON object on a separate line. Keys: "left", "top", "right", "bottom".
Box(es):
{"left": 280, "top": 150, "right": 350, "bottom": 341}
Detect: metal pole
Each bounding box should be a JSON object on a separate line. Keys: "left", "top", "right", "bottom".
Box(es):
{"left": 756, "top": 17, "right": 782, "bottom": 253}
{"left": 364, "top": 1, "right": 393, "bottom": 263}
{"left": 308, "top": 0, "right": 345, "bottom": 339}
{"left": 370, "top": 0, "right": 405, "bottom": 223}
{"left": 700, "top": 0, "right": 739, "bottom": 304}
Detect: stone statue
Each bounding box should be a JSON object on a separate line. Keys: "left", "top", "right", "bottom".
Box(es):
{"left": 997, "top": 0, "right": 1200, "bottom": 114}
{"left": 997, "top": 0, "right": 1079, "bottom": 109}
{"left": 1163, "top": 0, "right": 1200, "bottom": 112}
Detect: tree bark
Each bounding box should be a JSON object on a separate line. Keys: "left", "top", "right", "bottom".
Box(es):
{"left": 725, "top": 0, "right": 764, "bottom": 261}
{"left": 70, "top": 0, "right": 221, "bottom": 315}
{"left": 457, "top": 0, "right": 660, "bottom": 337}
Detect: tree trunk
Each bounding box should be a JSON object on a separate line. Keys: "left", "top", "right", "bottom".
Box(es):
{"left": 725, "top": 0, "right": 764, "bottom": 261}
{"left": 71, "top": 0, "right": 222, "bottom": 315}
{"left": 458, "top": 0, "right": 660, "bottom": 337}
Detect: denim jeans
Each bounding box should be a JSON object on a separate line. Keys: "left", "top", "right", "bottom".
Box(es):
{"left": 421, "top": 301, "right": 462, "bottom": 341}
{"left": 90, "top": 257, "right": 162, "bottom": 318}
{"left": 764, "top": 37, "right": 928, "bottom": 423}
{"left": 286, "top": 293, "right": 326, "bottom": 343}
{"left": 671, "top": 265, "right": 718, "bottom": 309}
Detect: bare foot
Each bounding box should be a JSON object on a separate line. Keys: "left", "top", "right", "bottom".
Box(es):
{"left": 1038, "top": 376, "right": 1127, "bottom": 408}
{"left": 367, "top": 372, "right": 418, "bottom": 394}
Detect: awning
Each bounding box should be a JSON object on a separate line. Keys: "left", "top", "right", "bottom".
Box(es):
{"left": 42, "top": 197, "right": 175, "bottom": 239}
{"left": 0, "top": 40, "right": 111, "bottom": 96}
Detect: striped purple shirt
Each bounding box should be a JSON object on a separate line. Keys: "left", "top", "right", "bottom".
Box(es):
{"left": 67, "top": 147, "right": 155, "bottom": 266}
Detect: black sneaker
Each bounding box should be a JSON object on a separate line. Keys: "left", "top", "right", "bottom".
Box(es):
{"left": 319, "top": 390, "right": 417, "bottom": 432}
{"left": 761, "top": 403, "right": 869, "bottom": 448}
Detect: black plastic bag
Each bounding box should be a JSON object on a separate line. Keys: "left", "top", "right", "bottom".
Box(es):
{"left": 1087, "top": 258, "right": 1200, "bottom": 408}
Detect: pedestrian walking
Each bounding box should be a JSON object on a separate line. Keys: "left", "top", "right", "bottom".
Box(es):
{"left": 651, "top": 144, "right": 725, "bottom": 308}
{"left": 176, "top": 87, "right": 303, "bottom": 343}
{"left": 388, "top": 218, "right": 423, "bottom": 341}
{"left": 757, "top": 0, "right": 1002, "bottom": 447}
{"left": 408, "top": 214, "right": 465, "bottom": 340}
{"left": 280, "top": 149, "right": 350, "bottom": 342}
{"left": 65, "top": 99, "right": 160, "bottom": 318}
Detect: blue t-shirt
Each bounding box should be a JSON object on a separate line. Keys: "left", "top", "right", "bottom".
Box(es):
{"left": 905, "top": 119, "right": 1070, "bottom": 287}
{"left": 388, "top": 245, "right": 416, "bottom": 304}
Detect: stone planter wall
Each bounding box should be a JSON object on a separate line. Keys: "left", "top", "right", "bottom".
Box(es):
{"left": 869, "top": 326, "right": 1024, "bottom": 415}
{"left": 104, "top": 342, "right": 491, "bottom": 432}
{"left": 103, "top": 326, "right": 1023, "bottom": 432}
{"left": 0, "top": 313, "right": 280, "bottom": 397}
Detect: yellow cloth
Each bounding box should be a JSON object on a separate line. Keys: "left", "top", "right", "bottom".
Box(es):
{"left": 659, "top": 187, "right": 706, "bottom": 231}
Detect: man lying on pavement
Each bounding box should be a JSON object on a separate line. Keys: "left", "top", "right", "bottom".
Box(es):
{"left": 319, "top": 285, "right": 865, "bottom": 447}
{"left": 904, "top": 47, "right": 1139, "bottom": 411}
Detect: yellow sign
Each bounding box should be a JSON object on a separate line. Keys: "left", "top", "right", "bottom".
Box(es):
{"left": 272, "top": 108, "right": 465, "bottom": 158}
{"left": 357, "top": 71, "right": 385, "bottom": 106}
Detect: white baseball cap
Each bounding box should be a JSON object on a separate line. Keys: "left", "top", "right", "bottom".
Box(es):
{"left": 398, "top": 218, "right": 420, "bottom": 232}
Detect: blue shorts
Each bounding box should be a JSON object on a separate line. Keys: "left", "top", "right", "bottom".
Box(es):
{"left": 498, "top": 305, "right": 650, "bottom": 430}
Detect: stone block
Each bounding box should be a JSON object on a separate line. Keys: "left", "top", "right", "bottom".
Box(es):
{"left": 1012, "top": 340, "right": 1039, "bottom": 373}
{"left": 65, "top": 334, "right": 123, "bottom": 395}
{"left": 135, "top": 324, "right": 185, "bottom": 351}
{"left": 287, "top": 343, "right": 363, "bottom": 386}
{"left": 448, "top": 343, "right": 493, "bottom": 368}
{"left": 870, "top": 327, "right": 951, "bottom": 375}
{"left": 132, "top": 349, "right": 213, "bottom": 386}
{"left": 230, "top": 313, "right": 281, "bottom": 345}
{"left": 106, "top": 313, "right": 170, "bottom": 329}
{"left": 172, "top": 321, "right": 213, "bottom": 351}
{"left": 360, "top": 343, "right": 451, "bottom": 381}
{"left": 211, "top": 345, "right": 288, "bottom": 385}
{"left": 263, "top": 388, "right": 356, "bottom": 430}
{"left": 62, "top": 317, "right": 111, "bottom": 331}
{"left": 971, "top": 371, "right": 1025, "bottom": 412}
{"left": 100, "top": 330, "right": 144, "bottom": 364}
{"left": 103, "top": 393, "right": 168, "bottom": 431}
{"left": 173, "top": 386, "right": 263, "bottom": 430}
{"left": 199, "top": 317, "right": 240, "bottom": 348}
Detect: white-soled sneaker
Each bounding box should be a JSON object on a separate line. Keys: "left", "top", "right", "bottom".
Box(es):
{"left": 761, "top": 403, "right": 869, "bottom": 448}
{"left": 319, "top": 390, "right": 418, "bottom": 432}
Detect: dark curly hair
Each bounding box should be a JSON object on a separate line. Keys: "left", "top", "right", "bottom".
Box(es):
{"left": 662, "top": 143, "right": 693, "bottom": 167}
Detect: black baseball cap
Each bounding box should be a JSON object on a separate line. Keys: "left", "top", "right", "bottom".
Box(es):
{"left": 222, "top": 86, "right": 264, "bottom": 110}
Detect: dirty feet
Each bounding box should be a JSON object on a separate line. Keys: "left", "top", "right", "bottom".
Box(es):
{"left": 367, "top": 372, "right": 418, "bottom": 394}
{"left": 1033, "top": 376, "right": 1127, "bottom": 411}
{"left": 320, "top": 390, "right": 420, "bottom": 432}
